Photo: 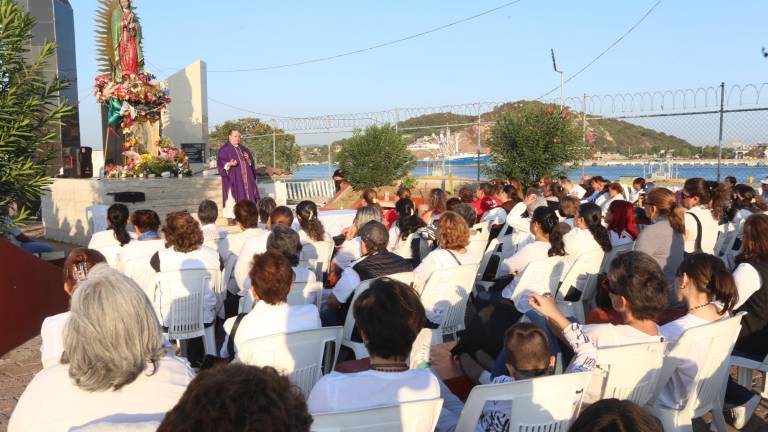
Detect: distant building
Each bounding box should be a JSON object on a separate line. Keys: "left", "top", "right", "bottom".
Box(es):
{"left": 18, "top": 0, "right": 81, "bottom": 175}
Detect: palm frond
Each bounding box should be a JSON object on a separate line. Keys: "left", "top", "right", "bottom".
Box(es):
{"left": 94, "top": 0, "right": 118, "bottom": 76}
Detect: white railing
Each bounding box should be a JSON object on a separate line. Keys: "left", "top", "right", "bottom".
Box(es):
{"left": 284, "top": 179, "right": 336, "bottom": 204}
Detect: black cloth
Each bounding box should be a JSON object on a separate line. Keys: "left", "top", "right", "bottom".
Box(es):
{"left": 352, "top": 251, "right": 413, "bottom": 280}
{"left": 451, "top": 299, "right": 523, "bottom": 359}
{"left": 734, "top": 259, "right": 768, "bottom": 359}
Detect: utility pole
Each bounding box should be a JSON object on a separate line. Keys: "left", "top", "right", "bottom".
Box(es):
{"left": 717, "top": 82, "right": 725, "bottom": 181}
{"left": 551, "top": 49, "right": 564, "bottom": 109}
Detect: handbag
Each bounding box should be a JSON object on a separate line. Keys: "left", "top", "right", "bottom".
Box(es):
{"left": 199, "top": 313, "right": 246, "bottom": 370}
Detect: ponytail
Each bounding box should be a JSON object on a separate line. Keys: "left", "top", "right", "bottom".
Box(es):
{"left": 578, "top": 203, "right": 612, "bottom": 252}
{"left": 669, "top": 203, "right": 686, "bottom": 235}
{"left": 678, "top": 253, "right": 739, "bottom": 316}
{"left": 548, "top": 223, "right": 570, "bottom": 257}
{"left": 395, "top": 198, "right": 424, "bottom": 240}
{"left": 296, "top": 201, "right": 326, "bottom": 242}
{"left": 107, "top": 204, "right": 131, "bottom": 246}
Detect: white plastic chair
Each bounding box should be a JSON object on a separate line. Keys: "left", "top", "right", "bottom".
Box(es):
{"left": 420, "top": 264, "right": 479, "bottom": 344}
{"left": 732, "top": 353, "right": 768, "bottom": 399}
{"left": 554, "top": 250, "right": 605, "bottom": 322}
{"left": 300, "top": 240, "right": 334, "bottom": 280}
{"left": 237, "top": 326, "right": 343, "bottom": 397}
{"left": 341, "top": 272, "right": 416, "bottom": 359}
{"left": 509, "top": 256, "right": 568, "bottom": 313}
{"left": 152, "top": 268, "right": 220, "bottom": 357}
{"left": 466, "top": 237, "right": 489, "bottom": 263}
{"left": 408, "top": 328, "right": 432, "bottom": 369}
{"left": 599, "top": 242, "right": 634, "bottom": 274}
{"left": 99, "top": 244, "right": 123, "bottom": 268}
{"left": 70, "top": 419, "right": 162, "bottom": 432}
{"left": 647, "top": 313, "right": 745, "bottom": 432}
{"left": 589, "top": 341, "right": 668, "bottom": 406}
{"left": 474, "top": 238, "right": 502, "bottom": 292}
{"left": 239, "top": 280, "right": 324, "bottom": 314}
{"left": 311, "top": 399, "right": 444, "bottom": 432}
{"left": 454, "top": 371, "right": 592, "bottom": 432}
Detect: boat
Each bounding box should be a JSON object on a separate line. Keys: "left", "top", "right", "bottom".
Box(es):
{"left": 417, "top": 153, "right": 491, "bottom": 167}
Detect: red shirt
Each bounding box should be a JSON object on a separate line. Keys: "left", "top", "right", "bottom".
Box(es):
{"left": 471, "top": 197, "right": 498, "bottom": 218}
{"left": 384, "top": 208, "right": 398, "bottom": 229}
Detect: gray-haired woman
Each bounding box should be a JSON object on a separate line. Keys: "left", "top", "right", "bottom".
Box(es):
{"left": 9, "top": 265, "right": 194, "bottom": 432}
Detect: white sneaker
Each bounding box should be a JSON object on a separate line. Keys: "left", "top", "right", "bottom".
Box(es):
{"left": 730, "top": 394, "right": 761, "bottom": 429}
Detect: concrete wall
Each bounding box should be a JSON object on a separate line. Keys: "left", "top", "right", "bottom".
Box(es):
{"left": 41, "top": 177, "right": 285, "bottom": 246}
{"left": 164, "top": 60, "right": 208, "bottom": 160}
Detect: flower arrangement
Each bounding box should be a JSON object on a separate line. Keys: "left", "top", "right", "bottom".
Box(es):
{"left": 94, "top": 71, "right": 171, "bottom": 123}
{"left": 104, "top": 137, "right": 192, "bottom": 178}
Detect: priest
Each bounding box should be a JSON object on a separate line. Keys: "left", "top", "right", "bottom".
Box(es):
{"left": 217, "top": 129, "right": 260, "bottom": 224}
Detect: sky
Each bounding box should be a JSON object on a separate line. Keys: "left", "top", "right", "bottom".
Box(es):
{"left": 67, "top": 0, "right": 768, "bottom": 148}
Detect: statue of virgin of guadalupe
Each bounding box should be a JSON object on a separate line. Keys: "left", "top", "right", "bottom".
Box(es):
{"left": 111, "top": 0, "right": 144, "bottom": 79}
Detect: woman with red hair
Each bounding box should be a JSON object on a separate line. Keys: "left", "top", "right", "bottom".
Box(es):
{"left": 606, "top": 200, "right": 638, "bottom": 247}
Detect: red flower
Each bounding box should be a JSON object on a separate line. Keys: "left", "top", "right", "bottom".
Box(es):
{"left": 545, "top": 106, "right": 553, "bottom": 114}
{"left": 561, "top": 107, "right": 569, "bottom": 120}
{"left": 553, "top": 136, "right": 561, "bottom": 143}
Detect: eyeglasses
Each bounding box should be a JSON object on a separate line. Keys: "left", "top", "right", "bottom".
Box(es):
{"left": 606, "top": 280, "right": 624, "bottom": 297}
{"left": 682, "top": 192, "right": 693, "bottom": 199}
{"left": 514, "top": 367, "right": 550, "bottom": 380}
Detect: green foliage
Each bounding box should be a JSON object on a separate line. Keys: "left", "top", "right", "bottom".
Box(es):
{"left": 400, "top": 175, "right": 418, "bottom": 190}
{"left": 336, "top": 124, "right": 415, "bottom": 189}
{"left": 588, "top": 117, "right": 702, "bottom": 157}
{"left": 0, "top": 0, "right": 74, "bottom": 232}
{"left": 210, "top": 118, "right": 301, "bottom": 172}
{"left": 488, "top": 105, "right": 587, "bottom": 185}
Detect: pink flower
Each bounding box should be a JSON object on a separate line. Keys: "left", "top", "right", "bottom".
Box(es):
{"left": 553, "top": 136, "right": 561, "bottom": 143}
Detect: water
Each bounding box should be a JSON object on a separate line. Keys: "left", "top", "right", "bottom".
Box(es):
{"left": 292, "top": 163, "right": 768, "bottom": 183}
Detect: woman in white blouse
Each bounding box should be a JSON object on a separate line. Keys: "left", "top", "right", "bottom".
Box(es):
{"left": 414, "top": 211, "right": 480, "bottom": 290}
{"left": 333, "top": 205, "right": 381, "bottom": 270}
{"left": 10, "top": 265, "right": 194, "bottom": 432}
{"left": 605, "top": 200, "right": 638, "bottom": 247}
{"left": 656, "top": 253, "right": 738, "bottom": 410}
{"left": 680, "top": 178, "right": 727, "bottom": 255}
{"left": 220, "top": 251, "right": 321, "bottom": 358}
{"left": 40, "top": 248, "right": 106, "bottom": 368}
{"left": 307, "top": 278, "right": 439, "bottom": 413}
{"left": 296, "top": 200, "right": 332, "bottom": 244}
{"left": 563, "top": 202, "right": 613, "bottom": 260}
{"left": 387, "top": 198, "right": 425, "bottom": 258}
{"left": 730, "top": 184, "right": 768, "bottom": 228}
{"left": 87, "top": 203, "right": 133, "bottom": 266}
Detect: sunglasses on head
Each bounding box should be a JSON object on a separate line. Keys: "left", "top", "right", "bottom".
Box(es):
{"left": 514, "top": 367, "right": 550, "bottom": 380}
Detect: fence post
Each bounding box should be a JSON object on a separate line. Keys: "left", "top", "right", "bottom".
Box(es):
{"left": 717, "top": 82, "right": 725, "bottom": 181}
{"left": 582, "top": 93, "right": 587, "bottom": 178}
{"left": 271, "top": 120, "right": 277, "bottom": 169}
{"left": 476, "top": 102, "right": 481, "bottom": 183}
{"left": 326, "top": 116, "right": 332, "bottom": 180}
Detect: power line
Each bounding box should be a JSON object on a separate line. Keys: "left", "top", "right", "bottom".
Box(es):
{"left": 207, "top": 0, "right": 525, "bottom": 73}
{"left": 208, "top": 97, "right": 298, "bottom": 119}
{"left": 536, "top": 0, "right": 663, "bottom": 100}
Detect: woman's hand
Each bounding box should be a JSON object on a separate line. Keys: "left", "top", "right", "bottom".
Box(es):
{"left": 528, "top": 294, "right": 558, "bottom": 317}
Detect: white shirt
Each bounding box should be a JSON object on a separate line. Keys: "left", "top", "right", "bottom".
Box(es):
{"left": 657, "top": 310, "right": 728, "bottom": 409}
{"left": 505, "top": 202, "right": 531, "bottom": 234}
{"left": 39, "top": 312, "right": 70, "bottom": 368}
{"left": 298, "top": 228, "right": 332, "bottom": 244}
{"left": 227, "top": 227, "right": 268, "bottom": 259}
{"left": 116, "top": 239, "right": 165, "bottom": 290}
{"left": 387, "top": 223, "right": 416, "bottom": 259}
{"left": 154, "top": 246, "right": 220, "bottom": 325}
{"left": 8, "top": 356, "right": 194, "bottom": 432}
{"left": 582, "top": 322, "right": 663, "bottom": 348}
{"left": 499, "top": 240, "right": 550, "bottom": 276}
{"left": 307, "top": 368, "right": 440, "bottom": 414}
{"left": 87, "top": 229, "right": 134, "bottom": 250}
{"left": 414, "top": 248, "right": 479, "bottom": 291}
{"left": 233, "top": 231, "right": 270, "bottom": 293}
{"left": 220, "top": 302, "right": 321, "bottom": 357}
{"left": 732, "top": 208, "right": 757, "bottom": 227}
{"left": 332, "top": 266, "right": 363, "bottom": 304}
{"left": 201, "top": 223, "right": 230, "bottom": 259}
{"left": 609, "top": 230, "right": 635, "bottom": 247}
{"left": 563, "top": 226, "right": 602, "bottom": 260}
{"left": 571, "top": 184, "right": 587, "bottom": 199}
{"left": 684, "top": 205, "right": 719, "bottom": 254}
{"left": 334, "top": 237, "right": 362, "bottom": 269}
{"left": 733, "top": 263, "right": 762, "bottom": 309}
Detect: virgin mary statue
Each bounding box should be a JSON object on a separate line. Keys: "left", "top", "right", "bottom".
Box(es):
{"left": 111, "top": 0, "right": 144, "bottom": 78}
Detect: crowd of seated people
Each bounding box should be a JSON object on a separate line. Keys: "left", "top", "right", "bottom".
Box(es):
{"left": 8, "top": 173, "right": 768, "bottom": 431}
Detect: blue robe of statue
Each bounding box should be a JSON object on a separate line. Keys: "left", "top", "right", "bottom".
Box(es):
{"left": 217, "top": 142, "right": 260, "bottom": 207}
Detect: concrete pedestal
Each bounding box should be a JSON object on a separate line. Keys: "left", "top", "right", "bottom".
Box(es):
{"left": 41, "top": 176, "right": 286, "bottom": 246}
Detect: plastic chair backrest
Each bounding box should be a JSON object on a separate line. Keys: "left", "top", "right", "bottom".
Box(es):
{"left": 421, "top": 264, "right": 479, "bottom": 338}
{"left": 592, "top": 341, "right": 668, "bottom": 406}
{"left": 455, "top": 371, "right": 591, "bottom": 432}
{"left": 310, "top": 398, "right": 444, "bottom": 432}
{"left": 153, "top": 268, "right": 219, "bottom": 340}
{"left": 287, "top": 280, "right": 324, "bottom": 308}
{"left": 99, "top": 245, "right": 123, "bottom": 268}
{"left": 301, "top": 240, "right": 335, "bottom": 279}
{"left": 466, "top": 237, "right": 489, "bottom": 262}
{"left": 651, "top": 313, "right": 744, "bottom": 418}
{"left": 556, "top": 250, "right": 605, "bottom": 300}
{"left": 599, "top": 242, "right": 634, "bottom": 274}
{"left": 510, "top": 256, "right": 567, "bottom": 313}
{"left": 408, "top": 328, "right": 432, "bottom": 369}
{"left": 221, "top": 253, "right": 237, "bottom": 292}
{"left": 474, "top": 238, "right": 501, "bottom": 285}
{"left": 237, "top": 326, "right": 343, "bottom": 397}
{"left": 70, "top": 419, "right": 162, "bottom": 432}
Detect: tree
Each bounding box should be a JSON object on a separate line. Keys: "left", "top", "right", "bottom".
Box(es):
{"left": 0, "top": 0, "right": 74, "bottom": 232}
{"left": 488, "top": 105, "right": 587, "bottom": 185}
{"left": 210, "top": 118, "right": 301, "bottom": 172}
{"left": 335, "top": 124, "right": 415, "bottom": 189}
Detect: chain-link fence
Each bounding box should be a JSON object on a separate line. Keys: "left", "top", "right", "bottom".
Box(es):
{"left": 216, "top": 82, "right": 768, "bottom": 185}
